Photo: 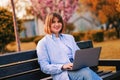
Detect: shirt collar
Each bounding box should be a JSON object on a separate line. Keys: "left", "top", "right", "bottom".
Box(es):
{"left": 50, "top": 33, "right": 63, "bottom": 40}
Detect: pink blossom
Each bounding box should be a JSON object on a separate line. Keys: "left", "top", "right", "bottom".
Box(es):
{"left": 30, "top": 0, "right": 78, "bottom": 23}
{"left": 58, "top": 1, "right": 64, "bottom": 10}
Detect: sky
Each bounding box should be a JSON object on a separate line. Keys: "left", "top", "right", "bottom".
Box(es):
{"left": 0, "top": 0, "right": 32, "bottom": 19}
{"left": 0, "top": 0, "right": 9, "bottom": 7}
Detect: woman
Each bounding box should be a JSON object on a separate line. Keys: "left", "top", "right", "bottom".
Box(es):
{"left": 36, "top": 13, "right": 102, "bottom": 80}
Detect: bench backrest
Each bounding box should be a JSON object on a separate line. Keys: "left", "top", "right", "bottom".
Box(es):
{"left": 76, "top": 40, "right": 93, "bottom": 49}
{"left": 0, "top": 50, "right": 50, "bottom": 80}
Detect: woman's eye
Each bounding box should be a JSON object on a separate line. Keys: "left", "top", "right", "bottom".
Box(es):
{"left": 58, "top": 21, "right": 61, "bottom": 23}
{"left": 52, "top": 21, "right": 55, "bottom": 23}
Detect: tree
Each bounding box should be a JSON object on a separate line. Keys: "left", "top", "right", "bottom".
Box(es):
{"left": 79, "top": 0, "right": 120, "bottom": 24}
{"left": 0, "top": 7, "right": 23, "bottom": 53}
{"left": 30, "top": 0, "right": 78, "bottom": 33}
{"left": 79, "top": 0, "right": 120, "bottom": 38}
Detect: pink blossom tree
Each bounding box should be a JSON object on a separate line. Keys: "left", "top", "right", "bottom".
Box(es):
{"left": 30, "top": 0, "right": 78, "bottom": 23}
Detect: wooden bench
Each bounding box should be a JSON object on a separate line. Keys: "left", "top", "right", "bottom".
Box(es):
{"left": 0, "top": 40, "right": 120, "bottom": 80}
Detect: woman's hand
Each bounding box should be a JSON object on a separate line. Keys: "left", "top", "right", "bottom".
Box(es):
{"left": 61, "top": 63, "right": 73, "bottom": 70}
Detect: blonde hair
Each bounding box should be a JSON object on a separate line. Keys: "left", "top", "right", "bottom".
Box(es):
{"left": 44, "top": 13, "right": 64, "bottom": 34}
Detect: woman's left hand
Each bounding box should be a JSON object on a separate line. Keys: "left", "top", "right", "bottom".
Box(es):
{"left": 61, "top": 63, "right": 73, "bottom": 70}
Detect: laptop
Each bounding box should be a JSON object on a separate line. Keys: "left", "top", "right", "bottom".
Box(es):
{"left": 71, "top": 47, "right": 101, "bottom": 71}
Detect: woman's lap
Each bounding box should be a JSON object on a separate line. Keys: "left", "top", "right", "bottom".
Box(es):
{"left": 68, "top": 67, "right": 102, "bottom": 80}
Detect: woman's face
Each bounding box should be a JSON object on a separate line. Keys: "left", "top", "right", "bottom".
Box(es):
{"left": 50, "top": 17, "right": 62, "bottom": 36}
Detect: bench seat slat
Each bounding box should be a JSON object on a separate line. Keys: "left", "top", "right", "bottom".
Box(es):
{"left": 0, "top": 60, "right": 39, "bottom": 77}
{"left": 98, "top": 71, "right": 112, "bottom": 76}
{"left": 101, "top": 73, "right": 114, "bottom": 80}
{"left": 3, "top": 70, "right": 51, "bottom": 80}
{"left": 96, "top": 70, "right": 103, "bottom": 74}
{"left": 101, "top": 71, "right": 120, "bottom": 80}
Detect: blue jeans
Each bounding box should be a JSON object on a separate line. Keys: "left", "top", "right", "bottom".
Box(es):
{"left": 68, "top": 67, "right": 102, "bottom": 80}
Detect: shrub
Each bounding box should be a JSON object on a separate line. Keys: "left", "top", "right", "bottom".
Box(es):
{"left": 92, "top": 30, "right": 104, "bottom": 42}
{"left": 71, "top": 32, "right": 80, "bottom": 41}
{"left": 20, "top": 35, "right": 44, "bottom": 44}
{"left": 20, "top": 37, "right": 35, "bottom": 42}
{"left": 71, "top": 32, "right": 85, "bottom": 41}
{"left": 104, "top": 29, "right": 117, "bottom": 40}
{"left": 0, "top": 7, "right": 23, "bottom": 53}
{"left": 33, "top": 35, "right": 44, "bottom": 44}
{"left": 83, "top": 31, "right": 93, "bottom": 40}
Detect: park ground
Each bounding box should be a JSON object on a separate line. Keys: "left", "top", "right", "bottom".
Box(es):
{"left": 93, "top": 39, "right": 120, "bottom": 59}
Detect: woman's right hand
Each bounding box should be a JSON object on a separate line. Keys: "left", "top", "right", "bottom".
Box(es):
{"left": 61, "top": 63, "right": 73, "bottom": 70}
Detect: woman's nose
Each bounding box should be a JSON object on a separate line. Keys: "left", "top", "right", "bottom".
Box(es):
{"left": 55, "top": 22, "right": 59, "bottom": 25}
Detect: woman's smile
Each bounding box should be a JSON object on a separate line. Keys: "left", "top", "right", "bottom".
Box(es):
{"left": 51, "top": 17, "right": 62, "bottom": 36}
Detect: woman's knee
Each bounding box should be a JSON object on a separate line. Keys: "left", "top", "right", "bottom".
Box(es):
{"left": 79, "top": 67, "right": 92, "bottom": 77}
{"left": 80, "top": 67, "right": 102, "bottom": 80}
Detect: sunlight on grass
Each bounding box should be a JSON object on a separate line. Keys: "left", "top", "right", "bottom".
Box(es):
{"left": 93, "top": 39, "right": 120, "bottom": 59}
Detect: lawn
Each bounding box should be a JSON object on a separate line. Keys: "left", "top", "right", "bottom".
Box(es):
{"left": 93, "top": 39, "right": 120, "bottom": 59}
